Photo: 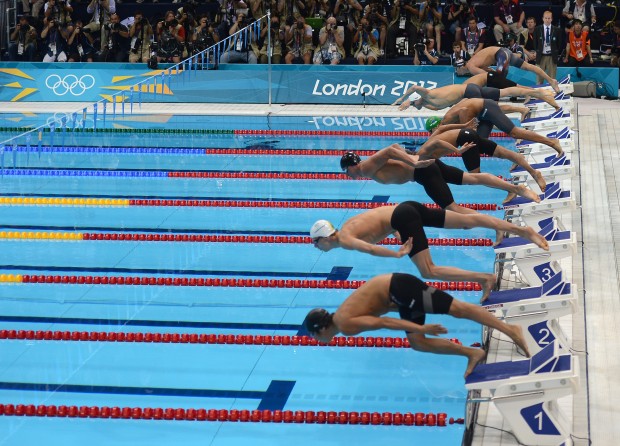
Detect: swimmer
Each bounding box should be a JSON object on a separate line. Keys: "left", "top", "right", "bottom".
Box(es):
{"left": 340, "top": 146, "right": 541, "bottom": 213}
{"left": 420, "top": 118, "right": 547, "bottom": 193}
{"left": 310, "top": 202, "right": 549, "bottom": 300}
{"left": 438, "top": 98, "right": 564, "bottom": 158}
{"left": 465, "top": 46, "right": 560, "bottom": 93}
{"left": 392, "top": 82, "right": 558, "bottom": 112}
{"left": 303, "top": 273, "right": 532, "bottom": 378}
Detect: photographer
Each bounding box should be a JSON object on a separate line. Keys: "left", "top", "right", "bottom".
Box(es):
{"left": 413, "top": 37, "right": 438, "bottom": 65}
{"left": 364, "top": 0, "right": 388, "bottom": 56}
{"left": 387, "top": 0, "right": 419, "bottom": 58}
{"left": 44, "top": 0, "right": 73, "bottom": 27}
{"left": 177, "top": 8, "right": 197, "bottom": 57}
{"left": 66, "top": 19, "right": 96, "bottom": 61}
{"left": 219, "top": 13, "right": 258, "bottom": 63}
{"left": 41, "top": 17, "right": 68, "bottom": 61}
{"left": 129, "top": 11, "right": 153, "bottom": 63}
{"left": 503, "top": 32, "right": 525, "bottom": 60}
{"left": 84, "top": 0, "right": 116, "bottom": 53}
{"left": 8, "top": 15, "right": 37, "bottom": 61}
{"left": 447, "top": 0, "right": 476, "bottom": 51}
{"left": 353, "top": 17, "right": 380, "bottom": 64}
{"left": 284, "top": 16, "right": 313, "bottom": 63}
{"left": 156, "top": 12, "right": 185, "bottom": 63}
{"left": 334, "top": 0, "right": 363, "bottom": 56}
{"left": 258, "top": 14, "right": 284, "bottom": 63}
{"left": 217, "top": 0, "right": 248, "bottom": 36}
{"left": 100, "top": 13, "right": 129, "bottom": 61}
{"left": 420, "top": 0, "right": 443, "bottom": 55}
{"left": 308, "top": 0, "right": 332, "bottom": 19}
{"left": 313, "top": 16, "right": 345, "bottom": 64}
{"left": 192, "top": 15, "right": 220, "bottom": 55}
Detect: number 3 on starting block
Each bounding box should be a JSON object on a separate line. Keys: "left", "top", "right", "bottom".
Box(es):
{"left": 533, "top": 262, "right": 557, "bottom": 283}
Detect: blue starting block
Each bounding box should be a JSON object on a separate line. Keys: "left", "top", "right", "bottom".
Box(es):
{"left": 526, "top": 91, "right": 574, "bottom": 112}
{"left": 531, "top": 74, "right": 574, "bottom": 95}
{"left": 521, "top": 108, "right": 573, "bottom": 132}
{"left": 465, "top": 341, "right": 579, "bottom": 446}
{"left": 516, "top": 127, "right": 574, "bottom": 164}
{"left": 494, "top": 218, "right": 576, "bottom": 287}
{"left": 503, "top": 182, "right": 576, "bottom": 229}
{"left": 483, "top": 271, "right": 576, "bottom": 355}
{"left": 511, "top": 153, "right": 574, "bottom": 193}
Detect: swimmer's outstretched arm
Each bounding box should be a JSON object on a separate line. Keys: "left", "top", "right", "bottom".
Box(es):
{"left": 341, "top": 315, "right": 447, "bottom": 336}
{"left": 341, "top": 235, "right": 413, "bottom": 258}
{"left": 392, "top": 84, "right": 429, "bottom": 106}
{"left": 432, "top": 118, "right": 478, "bottom": 136}
{"left": 418, "top": 140, "right": 476, "bottom": 159}
{"left": 360, "top": 146, "right": 435, "bottom": 177}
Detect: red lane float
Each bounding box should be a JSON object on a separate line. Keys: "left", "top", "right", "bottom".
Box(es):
{"left": 19, "top": 276, "right": 482, "bottom": 291}
{"left": 0, "top": 330, "right": 471, "bottom": 349}
{"left": 201, "top": 148, "right": 493, "bottom": 159}
{"left": 0, "top": 403, "right": 462, "bottom": 426}
{"left": 232, "top": 128, "right": 507, "bottom": 138}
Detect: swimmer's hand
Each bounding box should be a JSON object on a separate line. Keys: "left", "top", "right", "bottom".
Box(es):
{"left": 423, "top": 324, "right": 448, "bottom": 336}
{"left": 397, "top": 237, "right": 413, "bottom": 257}
{"left": 457, "top": 141, "right": 476, "bottom": 155}
{"left": 398, "top": 99, "right": 412, "bottom": 111}
{"left": 464, "top": 118, "right": 478, "bottom": 130}
{"left": 410, "top": 158, "right": 435, "bottom": 168}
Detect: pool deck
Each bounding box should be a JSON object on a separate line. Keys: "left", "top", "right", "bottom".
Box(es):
{"left": 1, "top": 98, "right": 620, "bottom": 445}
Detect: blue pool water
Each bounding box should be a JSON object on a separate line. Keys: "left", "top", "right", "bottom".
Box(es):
{"left": 0, "top": 124, "right": 514, "bottom": 446}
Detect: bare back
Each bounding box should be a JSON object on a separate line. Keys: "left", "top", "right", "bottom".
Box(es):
{"left": 466, "top": 46, "right": 497, "bottom": 70}
{"left": 422, "top": 84, "right": 468, "bottom": 110}
{"left": 333, "top": 274, "right": 395, "bottom": 325}
{"left": 416, "top": 129, "right": 461, "bottom": 159}
{"left": 340, "top": 205, "right": 397, "bottom": 246}
{"left": 360, "top": 158, "right": 416, "bottom": 185}
{"left": 442, "top": 99, "right": 483, "bottom": 124}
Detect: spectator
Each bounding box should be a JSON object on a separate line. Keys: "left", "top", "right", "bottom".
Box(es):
{"left": 364, "top": 0, "right": 389, "bottom": 56}
{"left": 519, "top": 16, "right": 536, "bottom": 62}
{"left": 450, "top": 40, "right": 470, "bottom": 76}
{"left": 44, "top": 0, "right": 72, "bottom": 27}
{"left": 419, "top": 0, "right": 443, "bottom": 55}
{"left": 218, "top": 0, "right": 248, "bottom": 37}
{"left": 462, "top": 15, "right": 485, "bottom": 56}
{"left": 257, "top": 15, "right": 284, "bottom": 63}
{"left": 447, "top": 0, "right": 476, "bottom": 51}
{"left": 387, "top": 0, "right": 419, "bottom": 58}
{"left": 100, "top": 13, "right": 129, "bottom": 61}
{"left": 353, "top": 16, "right": 380, "bottom": 64}
{"left": 247, "top": 0, "right": 264, "bottom": 20}
{"left": 334, "top": 0, "right": 363, "bottom": 57}
{"left": 313, "top": 16, "right": 346, "bottom": 64}
{"left": 504, "top": 32, "right": 525, "bottom": 60}
{"left": 129, "top": 11, "right": 153, "bottom": 63}
{"left": 41, "top": 18, "right": 68, "bottom": 61}
{"left": 284, "top": 16, "right": 313, "bottom": 63}
{"left": 8, "top": 15, "right": 37, "bottom": 61}
{"left": 493, "top": 0, "right": 524, "bottom": 45}
{"left": 219, "top": 12, "right": 258, "bottom": 63}
{"left": 156, "top": 12, "right": 185, "bottom": 63}
{"left": 564, "top": 19, "right": 592, "bottom": 66}
{"left": 84, "top": 0, "right": 116, "bottom": 53}
{"left": 309, "top": 0, "right": 332, "bottom": 19}
{"left": 562, "top": 0, "right": 596, "bottom": 33}
{"left": 604, "top": 21, "right": 620, "bottom": 67}
{"left": 66, "top": 19, "right": 96, "bottom": 61}
{"left": 192, "top": 15, "right": 220, "bottom": 56}
{"left": 533, "top": 10, "right": 561, "bottom": 84}
{"left": 413, "top": 37, "right": 438, "bottom": 65}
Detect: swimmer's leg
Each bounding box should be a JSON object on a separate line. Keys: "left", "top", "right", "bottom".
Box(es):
{"left": 448, "top": 299, "right": 531, "bottom": 357}
{"left": 499, "top": 86, "right": 559, "bottom": 109}
{"left": 492, "top": 144, "right": 546, "bottom": 192}
{"left": 498, "top": 103, "right": 531, "bottom": 122}
{"left": 521, "top": 61, "right": 560, "bottom": 93}
{"left": 410, "top": 248, "right": 497, "bottom": 302}
{"left": 509, "top": 127, "right": 564, "bottom": 157}
{"left": 407, "top": 332, "right": 487, "bottom": 378}
{"left": 461, "top": 172, "right": 541, "bottom": 203}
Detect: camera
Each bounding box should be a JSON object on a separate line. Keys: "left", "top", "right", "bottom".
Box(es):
{"left": 20, "top": 23, "right": 31, "bottom": 32}
{"left": 365, "top": 24, "right": 373, "bottom": 32}
{"left": 414, "top": 39, "right": 426, "bottom": 52}
{"left": 296, "top": 21, "right": 305, "bottom": 29}
{"left": 428, "top": 0, "right": 437, "bottom": 8}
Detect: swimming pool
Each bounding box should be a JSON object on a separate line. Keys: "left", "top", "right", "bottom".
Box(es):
{"left": 0, "top": 121, "right": 513, "bottom": 446}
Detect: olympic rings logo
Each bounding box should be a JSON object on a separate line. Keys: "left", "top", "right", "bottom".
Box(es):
{"left": 45, "top": 74, "right": 96, "bottom": 96}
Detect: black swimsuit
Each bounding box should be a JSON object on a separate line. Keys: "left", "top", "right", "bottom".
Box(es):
{"left": 389, "top": 273, "right": 454, "bottom": 328}
{"left": 456, "top": 128, "right": 499, "bottom": 171}
{"left": 390, "top": 201, "right": 446, "bottom": 257}
{"left": 412, "top": 160, "right": 465, "bottom": 209}
{"left": 476, "top": 98, "right": 516, "bottom": 139}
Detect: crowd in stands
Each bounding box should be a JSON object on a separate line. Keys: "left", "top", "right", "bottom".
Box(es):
{"left": 6, "top": 0, "right": 620, "bottom": 69}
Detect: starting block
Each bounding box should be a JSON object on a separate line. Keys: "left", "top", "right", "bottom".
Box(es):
{"left": 503, "top": 183, "right": 577, "bottom": 229}
{"left": 465, "top": 341, "right": 579, "bottom": 446}
{"left": 526, "top": 92, "right": 574, "bottom": 113}
{"left": 516, "top": 127, "right": 574, "bottom": 163}
{"left": 532, "top": 74, "right": 574, "bottom": 95}
{"left": 511, "top": 153, "right": 574, "bottom": 192}
{"left": 494, "top": 218, "right": 576, "bottom": 287}
{"left": 521, "top": 108, "right": 573, "bottom": 132}
{"left": 483, "top": 271, "right": 576, "bottom": 355}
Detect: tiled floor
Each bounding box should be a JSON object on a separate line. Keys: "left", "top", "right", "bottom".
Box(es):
{"left": 2, "top": 97, "right": 619, "bottom": 444}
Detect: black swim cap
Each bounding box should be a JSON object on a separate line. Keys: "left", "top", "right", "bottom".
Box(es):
{"left": 340, "top": 151, "right": 361, "bottom": 171}
{"left": 303, "top": 308, "right": 333, "bottom": 333}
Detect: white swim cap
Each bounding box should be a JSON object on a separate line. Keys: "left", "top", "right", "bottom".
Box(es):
{"left": 310, "top": 220, "right": 336, "bottom": 239}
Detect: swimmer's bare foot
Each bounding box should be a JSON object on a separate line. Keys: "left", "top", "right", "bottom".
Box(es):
{"left": 464, "top": 348, "right": 487, "bottom": 379}
{"left": 520, "top": 108, "right": 531, "bottom": 122}
{"left": 551, "top": 139, "right": 564, "bottom": 158}
{"left": 534, "top": 90, "right": 559, "bottom": 109}
{"left": 479, "top": 274, "right": 497, "bottom": 302}
{"left": 519, "top": 226, "right": 550, "bottom": 251}
{"left": 509, "top": 324, "right": 531, "bottom": 358}
{"left": 504, "top": 191, "right": 517, "bottom": 203}
{"left": 509, "top": 162, "right": 518, "bottom": 172}
{"left": 514, "top": 184, "right": 541, "bottom": 203}
{"left": 550, "top": 79, "right": 561, "bottom": 94}
{"left": 532, "top": 170, "right": 546, "bottom": 192}
{"left": 494, "top": 230, "right": 506, "bottom": 247}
